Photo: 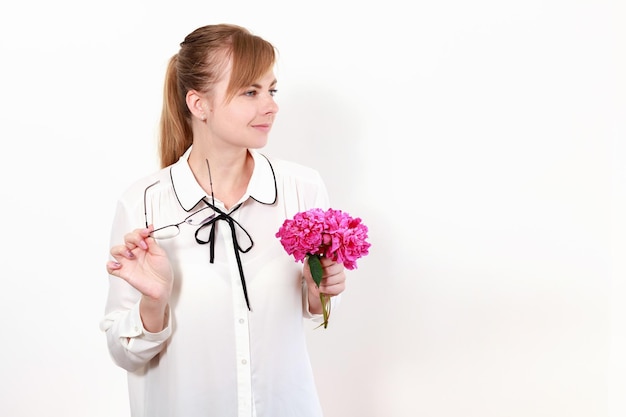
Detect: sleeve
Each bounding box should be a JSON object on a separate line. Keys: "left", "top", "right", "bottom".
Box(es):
{"left": 98, "top": 198, "right": 172, "bottom": 372}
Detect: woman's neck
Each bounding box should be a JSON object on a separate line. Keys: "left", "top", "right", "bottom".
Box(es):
{"left": 188, "top": 146, "right": 254, "bottom": 210}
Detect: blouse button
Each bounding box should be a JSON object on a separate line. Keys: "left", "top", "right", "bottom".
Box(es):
{"left": 239, "top": 318, "right": 245, "bottom": 324}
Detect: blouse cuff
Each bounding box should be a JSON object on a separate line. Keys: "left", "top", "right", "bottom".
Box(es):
{"left": 123, "top": 302, "right": 172, "bottom": 350}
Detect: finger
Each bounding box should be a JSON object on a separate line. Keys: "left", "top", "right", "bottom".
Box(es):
{"left": 321, "top": 275, "right": 346, "bottom": 290}
{"left": 110, "top": 244, "right": 136, "bottom": 260}
{"left": 144, "top": 233, "right": 166, "bottom": 254}
{"left": 320, "top": 267, "right": 347, "bottom": 288}
{"left": 322, "top": 263, "right": 345, "bottom": 280}
{"left": 124, "top": 230, "right": 149, "bottom": 251}
{"left": 320, "top": 280, "right": 346, "bottom": 296}
{"left": 320, "top": 258, "right": 344, "bottom": 273}
{"left": 319, "top": 257, "right": 337, "bottom": 267}
{"left": 127, "top": 226, "right": 152, "bottom": 242}
{"left": 106, "top": 260, "right": 122, "bottom": 275}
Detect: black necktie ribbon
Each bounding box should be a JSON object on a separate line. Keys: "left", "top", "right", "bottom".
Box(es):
{"left": 194, "top": 199, "right": 254, "bottom": 310}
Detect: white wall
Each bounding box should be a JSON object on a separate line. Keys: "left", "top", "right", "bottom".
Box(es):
{"left": 0, "top": 1, "right": 623, "bottom": 416}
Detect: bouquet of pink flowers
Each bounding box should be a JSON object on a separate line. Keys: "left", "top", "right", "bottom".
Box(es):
{"left": 275, "top": 208, "right": 371, "bottom": 328}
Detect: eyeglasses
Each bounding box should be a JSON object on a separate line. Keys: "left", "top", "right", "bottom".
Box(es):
{"left": 143, "top": 180, "right": 216, "bottom": 240}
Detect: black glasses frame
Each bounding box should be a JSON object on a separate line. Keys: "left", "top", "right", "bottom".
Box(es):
{"left": 143, "top": 180, "right": 215, "bottom": 239}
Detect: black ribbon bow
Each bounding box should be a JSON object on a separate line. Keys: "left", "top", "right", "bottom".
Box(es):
{"left": 194, "top": 199, "right": 254, "bottom": 310}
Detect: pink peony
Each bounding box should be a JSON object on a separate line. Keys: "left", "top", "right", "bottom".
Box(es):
{"left": 276, "top": 208, "right": 370, "bottom": 269}
{"left": 276, "top": 207, "right": 371, "bottom": 328}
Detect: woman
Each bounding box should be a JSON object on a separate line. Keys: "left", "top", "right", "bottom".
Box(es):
{"left": 100, "top": 23, "right": 346, "bottom": 417}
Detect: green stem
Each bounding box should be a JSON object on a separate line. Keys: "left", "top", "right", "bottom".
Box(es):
{"left": 320, "top": 293, "right": 330, "bottom": 329}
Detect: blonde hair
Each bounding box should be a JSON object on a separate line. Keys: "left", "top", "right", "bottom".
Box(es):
{"left": 159, "top": 24, "right": 277, "bottom": 168}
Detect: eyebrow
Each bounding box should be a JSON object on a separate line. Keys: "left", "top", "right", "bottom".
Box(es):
{"left": 251, "top": 79, "right": 277, "bottom": 89}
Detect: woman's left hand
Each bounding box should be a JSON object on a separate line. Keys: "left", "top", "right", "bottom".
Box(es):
{"left": 303, "top": 256, "right": 346, "bottom": 297}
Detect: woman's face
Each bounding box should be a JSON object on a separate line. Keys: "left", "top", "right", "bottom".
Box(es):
{"left": 205, "top": 63, "right": 279, "bottom": 150}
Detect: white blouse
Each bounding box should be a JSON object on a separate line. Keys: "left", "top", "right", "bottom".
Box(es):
{"left": 100, "top": 147, "right": 335, "bottom": 417}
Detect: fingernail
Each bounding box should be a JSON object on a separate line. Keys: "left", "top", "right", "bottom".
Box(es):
{"left": 139, "top": 240, "right": 148, "bottom": 250}
{"left": 126, "top": 250, "right": 135, "bottom": 258}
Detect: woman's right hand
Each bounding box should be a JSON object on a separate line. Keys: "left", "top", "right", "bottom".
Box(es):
{"left": 106, "top": 227, "right": 173, "bottom": 331}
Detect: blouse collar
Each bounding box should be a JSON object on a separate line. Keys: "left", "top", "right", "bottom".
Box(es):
{"left": 170, "top": 146, "right": 277, "bottom": 212}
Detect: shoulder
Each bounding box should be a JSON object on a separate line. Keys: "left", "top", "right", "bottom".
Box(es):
{"left": 117, "top": 166, "right": 172, "bottom": 205}
{"left": 257, "top": 152, "right": 330, "bottom": 210}
{"left": 261, "top": 153, "right": 324, "bottom": 185}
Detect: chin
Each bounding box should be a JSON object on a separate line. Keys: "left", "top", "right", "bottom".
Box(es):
{"left": 250, "top": 137, "right": 269, "bottom": 149}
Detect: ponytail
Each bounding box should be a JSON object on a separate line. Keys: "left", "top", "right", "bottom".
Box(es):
{"left": 158, "top": 54, "right": 193, "bottom": 168}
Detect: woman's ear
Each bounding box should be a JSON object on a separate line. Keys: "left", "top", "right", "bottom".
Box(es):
{"left": 186, "top": 90, "right": 208, "bottom": 121}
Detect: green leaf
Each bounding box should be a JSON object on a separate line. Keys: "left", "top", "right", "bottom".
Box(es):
{"left": 308, "top": 255, "right": 323, "bottom": 288}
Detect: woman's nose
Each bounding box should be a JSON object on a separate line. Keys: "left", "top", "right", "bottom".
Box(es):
{"left": 263, "top": 93, "right": 279, "bottom": 115}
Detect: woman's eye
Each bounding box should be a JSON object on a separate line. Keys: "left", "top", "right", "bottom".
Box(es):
{"left": 243, "top": 88, "right": 277, "bottom": 97}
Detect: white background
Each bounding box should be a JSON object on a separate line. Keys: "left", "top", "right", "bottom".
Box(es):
{"left": 0, "top": 1, "right": 624, "bottom": 416}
